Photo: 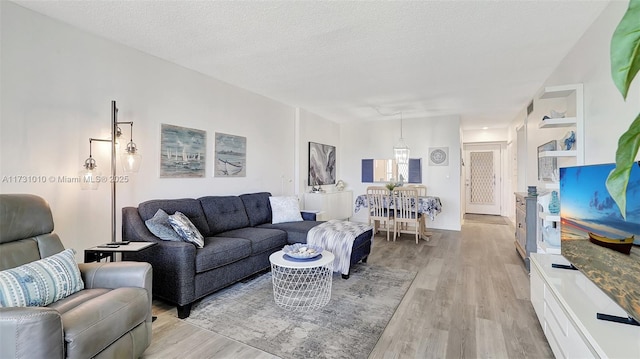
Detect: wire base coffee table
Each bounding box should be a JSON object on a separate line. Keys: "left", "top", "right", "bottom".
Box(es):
{"left": 269, "top": 250, "right": 335, "bottom": 311}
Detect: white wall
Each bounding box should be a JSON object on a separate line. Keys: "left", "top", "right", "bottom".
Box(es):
{"left": 514, "top": 1, "right": 639, "bottom": 190}
{"left": 341, "top": 116, "right": 462, "bottom": 231}
{"left": 296, "top": 108, "right": 341, "bottom": 196}
{"left": 0, "top": 2, "right": 298, "bottom": 257}
{"left": 543, "top": 1, "right": 639, "bottom": 166}
{"left": 462, "top": 128, "right": 508, "bottom": 143}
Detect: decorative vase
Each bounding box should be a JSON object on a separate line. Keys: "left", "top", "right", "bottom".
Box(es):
{"left": 548, "top": 191, "right": 560, "bottom": 214}
{"left": 560, "top": 130, "right": 576, "bottom": 151}
{"left": 543, "top": 226, "right": 561, "bottom": 247}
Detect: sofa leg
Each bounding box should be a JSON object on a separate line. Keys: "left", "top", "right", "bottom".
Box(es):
{"left": 342, "top": 273, "right": 350, "bottom": 280}
{"left": 177, "top": 304, "right": 192, "bottom": 319}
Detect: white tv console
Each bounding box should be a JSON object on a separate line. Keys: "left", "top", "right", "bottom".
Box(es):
{"left": 530, "top": 253, "right": 640, "bottom": 358}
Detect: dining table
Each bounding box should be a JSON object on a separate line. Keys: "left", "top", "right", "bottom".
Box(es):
{"left": 354, "top": 194, "right": 442, "bottom": 220}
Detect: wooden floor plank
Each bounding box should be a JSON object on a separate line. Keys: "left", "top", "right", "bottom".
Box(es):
{"left": 144, "top": 216, "right": 553, "bottom": 358}
{"left": 475, "top": 317, "right": 509, "bottom": 358}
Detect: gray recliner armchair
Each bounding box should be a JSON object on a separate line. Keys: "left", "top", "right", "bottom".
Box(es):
{"left": 0, "top": 194, "right": 152, "bottom": 359}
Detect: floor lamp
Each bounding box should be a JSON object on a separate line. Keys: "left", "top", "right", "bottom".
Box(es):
{"left": 81, "top": 100, "right": 141, "bottom": 243}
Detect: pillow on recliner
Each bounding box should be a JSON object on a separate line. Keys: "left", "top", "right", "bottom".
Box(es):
{"left": 168, "top": 211, "right": 205, "bottom": 248}
{"left": 0, "top": 248, "right": 84, "bottom": 307}
{"left": 269, "top": 196, "right": 303, "bottom": 224}
{"left": 145, "top": 209, "right": 183, "bottom": 241}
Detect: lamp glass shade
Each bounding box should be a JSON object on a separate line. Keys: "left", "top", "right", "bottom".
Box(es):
{"left": 79, "top": 168, "right": 100, "bottom": 190}
{"left": 393, "top": 140, "right": 410, "bottom": 164}
{"left": 121, "top": 152, "right": 141, "bottom": 173}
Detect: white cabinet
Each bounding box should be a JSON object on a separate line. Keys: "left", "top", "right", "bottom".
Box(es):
{"left": 530, "top": 253, "right": 640, "bottom": 359}
{"left": 303, "top": 191, "right": 353, "bottom": 221}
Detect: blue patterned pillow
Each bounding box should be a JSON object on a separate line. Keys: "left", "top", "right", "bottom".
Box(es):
{"left": 0, "top": 248, "right": 84, "bottom": 307}
{"left": 168, "top": 211, "right": 205, "bottom": 248}
{"left": 145, "top": 209, "right": 183, "bottom": 241}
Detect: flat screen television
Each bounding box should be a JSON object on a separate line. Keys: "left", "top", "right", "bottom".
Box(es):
{"left": 560, "top": 162, "right": 640, "bottom": 322}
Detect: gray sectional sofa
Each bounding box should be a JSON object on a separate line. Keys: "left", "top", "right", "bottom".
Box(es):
{"left": 122, "top": 192, "right": 372, "bottom": 318}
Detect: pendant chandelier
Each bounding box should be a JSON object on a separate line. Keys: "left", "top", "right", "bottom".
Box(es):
{"left": 393, "top": 112, "right": 410, "bottom": 165}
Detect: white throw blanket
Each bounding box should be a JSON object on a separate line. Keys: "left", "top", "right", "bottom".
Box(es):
{"left": 307, "top": 220, "right": 373, "bottom": 275}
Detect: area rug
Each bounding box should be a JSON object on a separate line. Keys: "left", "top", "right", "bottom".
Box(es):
{"left": 181, "top": 264, "right": 416, "bottom": 359}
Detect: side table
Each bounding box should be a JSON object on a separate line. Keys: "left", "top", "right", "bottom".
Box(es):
{"left": 269, "top": 250, "right": 334, "bottom": 311}
{"left": 84, "top": 242, "right": 157, "bottom": 263}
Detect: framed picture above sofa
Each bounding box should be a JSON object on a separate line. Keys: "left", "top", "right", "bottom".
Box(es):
{"left": 214, "top": 132, "right": 246, "bottom": 177}
{"left": 308, "top": 142, "right": 336, "bottom": 185}
{"left": 160, "top": 124, "right": 206, "bottom": 178}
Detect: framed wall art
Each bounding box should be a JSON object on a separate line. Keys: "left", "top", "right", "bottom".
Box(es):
{"left": 428, "top": 147, "right": 449, "bottom": 166}
{"left": 537, "top": 140, "right": 558, "bottom": 181}
{"left": 214, "top": 132, "right": 246, "bottom": 177}
{"left": 160, "top": 124, "right": 206, "bottom": 178}
{"left": 308, "top": 142, "right": 336, "bottom": 185}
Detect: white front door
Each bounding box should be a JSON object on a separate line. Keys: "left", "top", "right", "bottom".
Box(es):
{"left": 465, "top": 144, "right": 501, "bottom": 215}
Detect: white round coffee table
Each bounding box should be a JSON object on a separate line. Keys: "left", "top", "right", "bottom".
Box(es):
{"left": 269, "top": 250, "right": 334, "bottom": 311}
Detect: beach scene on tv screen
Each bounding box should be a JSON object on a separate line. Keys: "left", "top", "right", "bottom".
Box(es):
{"left": 560, "top": 163, "right": 640, "bottom": 246}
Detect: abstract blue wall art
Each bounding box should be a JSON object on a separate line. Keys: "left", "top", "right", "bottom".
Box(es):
{"left": 160, "top": 124, "right": 206, "bottom": 178}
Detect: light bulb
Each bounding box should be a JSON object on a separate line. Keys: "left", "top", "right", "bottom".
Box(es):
{"left": 121, "top": 141, "right": 142, "bottom": 173}
{"left": 79, "top": 159, "right": 100, "bottom": 190}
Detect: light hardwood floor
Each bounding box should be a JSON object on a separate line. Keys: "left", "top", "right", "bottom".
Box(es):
{"left": 143, "top": 217, "right": 553, "bottom": 359}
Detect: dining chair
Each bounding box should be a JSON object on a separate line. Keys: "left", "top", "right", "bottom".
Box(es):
{"left": 366, "top": 186, "right": 393, "bottom": 241}
{"left": 407, "top": 184, "right": 427, "bottom": 196}
{"left": 393, "top": 187, "right": 421, "bottom": 244}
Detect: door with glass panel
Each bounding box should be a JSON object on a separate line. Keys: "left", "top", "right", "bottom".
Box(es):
{"left": 464, "top": 144, "right": 501, "bottom": 215}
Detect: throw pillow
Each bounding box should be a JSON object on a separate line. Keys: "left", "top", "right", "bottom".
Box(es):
{"left": 0, "top": 248, "right": 84, "bottom": 307}
{"left": 168, "top": 211, "right": 205, "bottom": 248}
{"left": 145, "top": 209, "right": 183, "bottom": 241}
{"left": 269, "top": 196, "right": 303, "bottom": 224}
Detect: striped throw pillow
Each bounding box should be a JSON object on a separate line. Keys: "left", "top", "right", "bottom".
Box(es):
{"left": 0, "top": 248, "right": 84, "bottom": 307}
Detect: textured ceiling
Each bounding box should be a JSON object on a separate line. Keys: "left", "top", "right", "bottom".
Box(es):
{"left": 13, "top": 0, "right": 610, "bottom": 129}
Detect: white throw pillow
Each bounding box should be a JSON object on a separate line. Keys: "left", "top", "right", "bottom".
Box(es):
{"left": 269, "top": 196, "right": 303, "bottom": 224}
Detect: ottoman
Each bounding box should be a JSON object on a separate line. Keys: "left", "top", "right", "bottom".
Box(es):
{"left": 306, "top": 220, "right": 374, "bottom": 279}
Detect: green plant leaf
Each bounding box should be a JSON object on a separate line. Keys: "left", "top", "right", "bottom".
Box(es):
{"left": 611, "top": 0, "right": 640, "bottom": 99}
{"left": 606, "top": 113, "right": 640, "bottom": 219}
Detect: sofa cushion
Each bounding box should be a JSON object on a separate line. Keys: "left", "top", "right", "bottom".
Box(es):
{"left": 260, "top": 221, "right": 323, "bottom": 244}
{"left": 168, "top": 212, "right": 205, "bottom": 248}
{"left": 0, "top": 248, "right": 84, "bottom": 307}
{"left": 199, "top": 196, "right": 250, "bottom": 235}
{"left": 138, "top": 198, "right": 210, "bottom": 236}
{"left": 195, "top": 236, "right": 252, "bottom": 273}
{"left": 269, "top": 196, "right": 303, "bottom": 224}
{"left": 216, "top": 227, "right": 287, "bottom": 255}
{"left": 145, "top": 209, "right": 183, "bottom": 241}
{"left": 239, "top": 192, "right": 272, "bottom": 226}
{"left": 61, "top": 287, "right": 148, "bottom": 358}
